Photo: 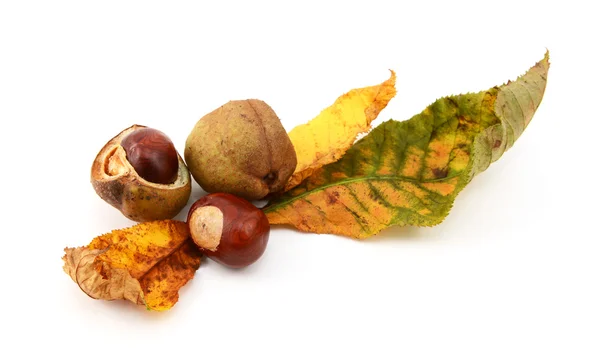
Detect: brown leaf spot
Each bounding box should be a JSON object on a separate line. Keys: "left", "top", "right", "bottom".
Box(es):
{"left": 327, "top": 191, "right": 340, "bottom": 205}
{"left": 300, "top": 218, "right": 309, "bottom": 228}
{"left": 432, "top": 167, "right": 449, "bottom": 179}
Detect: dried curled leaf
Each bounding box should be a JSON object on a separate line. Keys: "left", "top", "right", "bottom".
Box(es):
{"left": 285, "top": 71, "right": 396, "bottom": 191}
{"left": 264, "top": 52, "right": 549, "bottom": 239}
{"left": 62, "top": 220, "right": 202, "bottom": 311}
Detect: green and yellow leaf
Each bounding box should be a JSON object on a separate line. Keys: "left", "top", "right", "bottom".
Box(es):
{"left": 264, "top": 52, "right": 549, "bottom": 239}
{"left": 285, "top": 71, "right": 397, "bottom": 191}
{"left": 62, "top": 220, "right": 202, "bottom": 311}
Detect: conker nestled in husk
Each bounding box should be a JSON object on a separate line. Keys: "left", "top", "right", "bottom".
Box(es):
{"left": 91, "top": 124, "right": 191, "bottom": 222}
{"left": 185, "top": 99, "right": 297, "bottom": 201}
{"left": 187, "top": 193, "right": 270, "bottom": 268}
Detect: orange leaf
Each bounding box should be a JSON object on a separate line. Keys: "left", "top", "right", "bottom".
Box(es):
{"left": 62, "top": 220, "right": 201, "bottom": 311}
{"left": 285, "top": 71, "right": 396, "bottom": 191}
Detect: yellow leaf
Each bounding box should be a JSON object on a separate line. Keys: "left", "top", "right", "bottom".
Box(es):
{"left": 62, "top": 220, "right": 202, "bottom": 311}
{"left": 285, "top": 71, "right": 396, "bottom": 191}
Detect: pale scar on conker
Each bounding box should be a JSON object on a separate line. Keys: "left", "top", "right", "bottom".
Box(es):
{"left": 91, "top": 124, "right": 191, "bottom": 222}
{"left": 187, "top": 193, "right": 270, "bottom": 269}
{"left": 184, "top": 99, "right": 297, "bottom": 201}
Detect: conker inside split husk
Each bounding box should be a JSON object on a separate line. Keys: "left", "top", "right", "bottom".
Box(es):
{"left": 91, "top": 125, "right": 191, "bottom": 222}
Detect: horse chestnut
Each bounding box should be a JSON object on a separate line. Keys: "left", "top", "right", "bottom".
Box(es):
{"left": 120, "top": 128, "right": 179, "bottom": 185}
{"left": 187, "top": 193, "right": 270, "bottom": 268}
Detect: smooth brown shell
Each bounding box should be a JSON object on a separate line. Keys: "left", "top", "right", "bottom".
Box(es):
{"left": 121, "top": 128, "right": 179, "bottom": 185}
{"left": 187, "top": 193, "right": 270, "bottom": 268}
{"left": 91, "top": 124, "right": 191, "bottom": 222}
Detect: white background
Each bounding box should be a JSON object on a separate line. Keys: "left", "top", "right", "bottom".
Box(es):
{"left": 1, "top": 1, "right": 598, "bottom": 358}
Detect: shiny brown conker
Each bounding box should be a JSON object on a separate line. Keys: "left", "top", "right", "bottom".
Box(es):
{"left": 121, "top": 128, "right": 179, "bottom": 184}
{"left": 187, "top": 193, "right": 270, "bottom": 268}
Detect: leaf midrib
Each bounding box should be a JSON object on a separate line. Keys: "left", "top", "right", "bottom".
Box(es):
{"left": 264, "top": 173, "right": 463, "bottom": 213}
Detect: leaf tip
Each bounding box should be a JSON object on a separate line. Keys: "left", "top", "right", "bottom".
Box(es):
{"left": 507, "top": 50, "right": 551, "bottom": 87}
{"left": 387, "top": 69, "right": 397, "bottom": 82}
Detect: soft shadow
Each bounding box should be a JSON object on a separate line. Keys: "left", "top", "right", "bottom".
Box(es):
{"left": 364, "top": 225, "right": 444, "bottom": 243}
{"left": 269, "top": 223, "right": 442, "bottom": 244}
{"left": 95, "top": 297, "right": 175, "bottom": 323}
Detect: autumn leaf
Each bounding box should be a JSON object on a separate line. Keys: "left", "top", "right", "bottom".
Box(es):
{"left": 62, "top": 220, "right": 202, "bottom": 311}
{"left": 264, "top": 52, "right": 549, "bottom": 239}
{"left": 285, "top": 71, "right": 396, "bottom": 191}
